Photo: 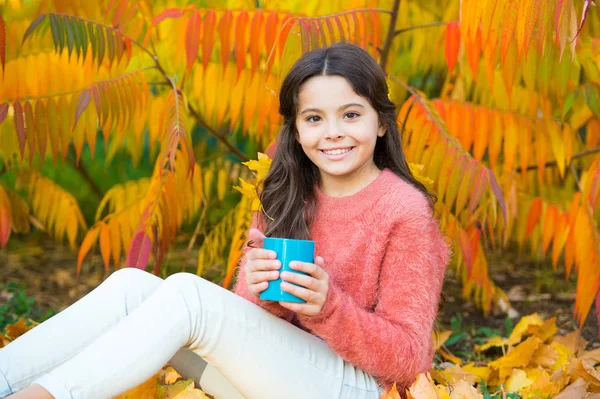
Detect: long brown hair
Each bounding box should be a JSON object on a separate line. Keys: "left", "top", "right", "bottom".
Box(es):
{"left": 260, "top": 42, "right": 435, "bottom": 239}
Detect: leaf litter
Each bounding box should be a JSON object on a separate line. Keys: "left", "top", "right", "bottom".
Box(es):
{"left": 2, "top": 312, "right": 600, "bottom": 398}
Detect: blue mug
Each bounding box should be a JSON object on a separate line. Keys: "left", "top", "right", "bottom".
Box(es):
{"left": 259, "top": 237, "right": 315, "bottom": 303}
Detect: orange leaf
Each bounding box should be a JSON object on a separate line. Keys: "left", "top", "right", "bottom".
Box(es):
{"left": 0, "top": 203, "right": 10, "bottom": 249}
{"left": 500, "top": 0, "right": 518, "bottom": 65}
{"left": 445, "top": 21, "right": 460, "bottom": 73}
{"left": 525, "top": 197, "right": 543, "bottom": 239}
{"left": 13, "top": 100, "right": 26, "bottom": 159}
{"left": 542, "top": 205, "right": 557, "bottom": 258}
{"left": 99, "top": 221, "right": 111, "bottom": 271}
{"left": 234, "top": 10, "right": 249, "bottom": 79}
{"left": 34, "top": 99, "right": 48, "bottom": 162}
{"left": 219, "top": 10, "right": 233, "bottom": 71}
{"left": 109, "top": 217, "right": 121, "bottom": 269}
{"left": 0, "top": 14, "right": 5, "bottom": 76}
{"left": 249, "top": 11, "right": 264, "bottom": 76}
{"left": 202, "top": 10, "right": 216, "bottom": 71}
{"left": 77, "top": 224, "right": 101, "bottom": 275}
{"left": 5, "top": 318, "right": 32, "bottom": 340}
{"left": 264, "top": 11, "right": 279, "bottom": 76}
{"left": 185, "top": 11, "right": 201, "bottom": 74}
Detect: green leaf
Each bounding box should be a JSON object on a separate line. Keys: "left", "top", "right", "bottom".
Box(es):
{"left": 64, "top": 16, "right": 75, "bottom": 58}
{"left": 71, "top": 16, "right": 81, "bottom": 60}
{"left": 48, "top": 14, "right": 60, "bottom": 52}
{"left": 87, "top": 22, "right": 96, "bottom": 63}
{"left": 584, "top": 83, "right": 600, "bottom": 118}
{"left": 106, "top": 30, "right": 115, "bottom": 66}
{"left": 22, "top": 14, "right": 46, "bottom": 45}
{"left": 77, "top": 18, "right": 88, "bottom": 60}
{"left": 562, "top": 90, "right": 577, "bottom": 121}
{"left": 96, "top": 24, "right": 105, "bottom": 67}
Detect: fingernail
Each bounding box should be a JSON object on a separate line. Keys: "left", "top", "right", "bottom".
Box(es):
{"left": 274, "top": 260, "right": 281, "bottom": 269}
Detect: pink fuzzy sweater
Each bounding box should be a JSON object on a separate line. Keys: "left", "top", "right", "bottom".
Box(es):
{"left": 233, "top": 168, "right": 450, "bottom": 392}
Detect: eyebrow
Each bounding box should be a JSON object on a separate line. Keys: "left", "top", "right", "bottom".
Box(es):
{"left": 299, "top": 103, "right": 365, "bottom": 115}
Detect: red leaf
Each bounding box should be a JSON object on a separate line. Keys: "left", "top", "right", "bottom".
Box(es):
{"left": 0, "top": 205, "right": 10, "bottom": 249}
{"left": 0, "top": 14, "right": 5, "bottom": 76}
{"left": 299, "top": 19, "right": 310, "bottom": 54}
{"left": 126, "top": 231, "right": 152, "bottom": 270}
{"left": 73, "top": 88, "right": 91, "bottom": 130}
{"left": 468, "top": 166, "right": 488, "bottom": 214}
{"left": 445, "top": 21, "right": 460, "bottom": 72}
{"left": 185, "top": 11, "right": 202, "bottom": 73}
{"left": 152, "top": 8, "right": 185, "bottom": 26}
{"left": 0, "top": 103, "right": 8, "bottom": 124}
{"left": 13, "top": 100, "right": 26, "bottom": 159}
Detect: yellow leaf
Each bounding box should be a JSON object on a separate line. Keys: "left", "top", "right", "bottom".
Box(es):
{"left": 155, "top": 378, "right": 209, "bottom": 399}
{"left": 448, "top": 380, "right": 482, "bottom": 399}
{"left": 114, "top": 371, "right": 159, "bottom": 399}
{"left": 99, "top": 221, "right": 111, "bottom": 271}
{"left": 489, "top": 336, "right": 541, "bottom": 382}
{"left": 553, "top": 330, "right": 588, "bottom": 357}
{"left": 242, "top": 152, "right": 272, "bottom": 182}
{"left": 505, "top": 368, "right": 533, "bottom": 393}
{"left": 461, "top": 363, "right": 492, "bottom": 384}
{"left": 407, "top": 373, "right": 437, "bottom": 399}
{"left": 433, "top": 330, "right": 453, "bottom": 351}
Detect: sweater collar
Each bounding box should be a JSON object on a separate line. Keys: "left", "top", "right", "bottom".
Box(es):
{"left": 313, "top": 168, "right": 397, "bottom": 220}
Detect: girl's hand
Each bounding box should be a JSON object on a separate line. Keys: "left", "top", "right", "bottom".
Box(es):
{"left": 279, "top": 256, "right": 329, "bottom": 317}
{"left": 244, "top": 228, "right": 281, "bottom": 297}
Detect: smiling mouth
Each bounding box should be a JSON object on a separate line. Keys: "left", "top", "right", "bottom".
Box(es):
{"left": 320, "top": 147, "right": 354, "bottom": 156}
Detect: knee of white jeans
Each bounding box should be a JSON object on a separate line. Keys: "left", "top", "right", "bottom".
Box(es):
{"left": 106, "top": 267, "right": 162, "bottom": 315}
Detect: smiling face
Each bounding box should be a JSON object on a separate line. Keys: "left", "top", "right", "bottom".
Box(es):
{"left": 295, "top": 75, "right": 385, "bottom": 196}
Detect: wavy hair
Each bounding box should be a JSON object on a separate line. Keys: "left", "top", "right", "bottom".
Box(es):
{"left": 260, "top": 42, "right": 435, "bottom": 239}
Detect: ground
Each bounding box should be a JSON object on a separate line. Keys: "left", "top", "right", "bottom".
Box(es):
{"left": 0, "top": 234, "right": 598, "bottom": 348}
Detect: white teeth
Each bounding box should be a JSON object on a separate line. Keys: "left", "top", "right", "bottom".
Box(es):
{"left": 323, "top": 148, "right": 352, "bottom": 155}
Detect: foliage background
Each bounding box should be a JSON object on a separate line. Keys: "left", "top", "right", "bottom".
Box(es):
{"left": 1, "top": 0, "right": 600, "bottom": 396}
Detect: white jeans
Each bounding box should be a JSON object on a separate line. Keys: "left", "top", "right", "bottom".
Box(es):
{"left": 0, "top": 268, "right": 383, "bottom": 399}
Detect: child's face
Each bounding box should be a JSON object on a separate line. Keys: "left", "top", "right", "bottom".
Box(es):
{"left": 295, "top": 75, "right": 385, "bottom": 191}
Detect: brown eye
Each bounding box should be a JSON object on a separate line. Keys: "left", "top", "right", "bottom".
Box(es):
{"left": 344, "top": 112, "right": 359, "bottom": 119}
{"left": 306, "top": 115, "right": 321, "bottom": 123}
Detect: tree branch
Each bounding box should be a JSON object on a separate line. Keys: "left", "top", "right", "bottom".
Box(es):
{"left": 379, "top": 0, "right": 401, "bottom": 73}
{"left": 187, "top": 104, "right": 249, "bottom": 162}
{"left": 66, "top": 151, "right": 104, "bottom": 200}
{"left": 515, "top": 145, "right": 600, "bottom": 172}
{"left": 394, "top": 21, "right": 453, "bottom": 36}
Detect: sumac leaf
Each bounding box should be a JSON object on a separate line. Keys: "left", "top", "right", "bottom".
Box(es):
{"left": 126, "top": 230, "right": 152, "bottom": 270}
{"left": 74, "top": 89, "right": 91, "bottom": 130}
{"left": 0, "top": 103, "right": 8, "bottom": 125}
{"left": 22, "top": 14, "right": 46, "bottom": 45}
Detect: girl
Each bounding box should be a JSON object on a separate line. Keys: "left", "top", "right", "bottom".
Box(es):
{"left": 0, "top": 42, "right": 450, "bottom": 399}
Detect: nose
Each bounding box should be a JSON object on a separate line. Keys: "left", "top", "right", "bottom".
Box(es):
{"left": 324, "top": 120, "right": 345, "bottom": 140}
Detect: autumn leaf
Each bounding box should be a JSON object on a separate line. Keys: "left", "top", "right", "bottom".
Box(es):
{"left": 4, "top": 318, "right": 33, "bottom": 340}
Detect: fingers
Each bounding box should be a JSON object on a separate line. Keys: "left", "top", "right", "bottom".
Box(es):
{"left": 279, "top": 271, "right": 315, "bottom": 290}
{"left": 289, "top": 260, "right": 326, "bottom": 279}
{"left": 248, "top": 270, "right": 280, "bottom": 285}
{"left": 246, "top": 248, "right": 277, "bottom": 263}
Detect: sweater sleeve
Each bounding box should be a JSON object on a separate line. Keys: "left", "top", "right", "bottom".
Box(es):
{"left": 232, "top": 212, "right": 294, "bottom": 320}
{"left": 296, "top": 201, "right": 450, "bottom": 389}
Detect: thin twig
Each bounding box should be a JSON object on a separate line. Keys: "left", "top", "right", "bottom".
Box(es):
{"left": 570, "top": 164, "right": 583, "bottom": 192}
{"left": 187, "top": 104, "right": 249, "bottom": 162}
{"left": 515, "top": 145, "right": 600, "bottom": 172}
{"left": 394, "top": 20, "right": 453, "bottom": 36}
{"left": 379, "top": 0, "right": 401, "bottom": 73}
{"left": 187, "top": 195, "right": 208, "bottom": 252}
{"left": 66, "top": 151, "right": 104, "bottom": 200}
